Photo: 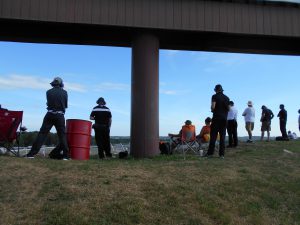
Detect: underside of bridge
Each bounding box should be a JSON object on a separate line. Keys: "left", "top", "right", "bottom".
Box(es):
{"left": 1, "top": 18, "right": 300, "bottom": 55}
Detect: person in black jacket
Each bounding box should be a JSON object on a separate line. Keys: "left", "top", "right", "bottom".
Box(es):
{"left": 277, "top": 104, "right": 288, "bottom": 140}
{"left": 25, "top": 77, "right": 69, "bottom": 159}
{"left": 90, "top": 97, "right": 112, "bottom": 159}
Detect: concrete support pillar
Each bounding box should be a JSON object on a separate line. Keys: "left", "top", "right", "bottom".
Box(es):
{"left": 130, "top": 33, "right": 159, "bottom": 158}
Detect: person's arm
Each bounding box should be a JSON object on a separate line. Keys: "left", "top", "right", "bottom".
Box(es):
{"left": 211, "top": 101, "right": 216, "bottom": 112}
{"left": 199, "top": 127, "right": 205, "bottom": 138}
{"left": 90, "top": 110, "right": 95, "bottom": 120}
{"left": 108, "top": 118, "right": 112, "bottom": 128}
{"left": 65, "top": 91, "right": 68, "bottom": 109}
{"left": 242, "top": 109, "right": 246, "bottom": 116}
{"left": 270, "top": 110, "right": 274, "bottom": 119}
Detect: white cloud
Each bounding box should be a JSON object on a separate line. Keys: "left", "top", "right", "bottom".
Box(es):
{"left": 64, "top": 82, "right": 86, "bottom": 92}
{"left": 0, "top": 74, "right": 50, "bottom": 90}
{"left": 160, "top": 90, "right": 178, "bottom": 95}
{"left": 93, "top": 82, "right": 130, "bottom": 92}
{"left": 164, "top": 50, "right": 180, "bottom": 57}
{"left": 0, "top": 74, "right": 87, "bottom": 92}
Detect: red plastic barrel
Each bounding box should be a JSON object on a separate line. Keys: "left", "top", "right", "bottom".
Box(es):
{"left": 66, "top": 119, "right": 92, "bottom": 160}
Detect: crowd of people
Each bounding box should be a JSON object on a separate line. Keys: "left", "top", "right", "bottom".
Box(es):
{"left": 169, "top": 84, "right": 300, "bottom": 158}
{"left": 3, "top": 77, "right": 300, "bottom": 160}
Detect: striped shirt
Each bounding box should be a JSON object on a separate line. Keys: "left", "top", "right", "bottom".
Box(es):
{"left": 90, "top": 105, "right": 112, "bottom": 125}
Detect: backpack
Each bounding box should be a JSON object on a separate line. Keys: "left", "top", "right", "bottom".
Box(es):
{"left": 159, "top": 141, "right": 172, "bottom": 155}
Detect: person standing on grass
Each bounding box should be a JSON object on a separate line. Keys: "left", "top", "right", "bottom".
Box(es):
{"left": 90, "top": 97, "right": 112, "bottom": 159}
{"left": 205, "top": 84, "right": 230, "bottom": 158}
{"left": 25, "top": 77, "right": 69, "bottom": 160}
{"left": 277, "top": 104, "right": 288, "bottom": 140}
{"left": 298, "top": 109, "right": 300, "bottom": 133}
{"left": 227, "top": 101, "right": 238, "bottom": 148}
{"left": 242, "top": 101, "right": 255, "bottom": 143}
{"left": 260, "top": 105, "right": 274, "bottom": 142}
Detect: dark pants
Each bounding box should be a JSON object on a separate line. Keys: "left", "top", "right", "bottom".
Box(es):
{"left": 94, "top": 125, "right": 111, "bottom": 158}
{"left": 280, "top": 120, "right": 288, "bottom": 139}
{"left": 49, "top": 143, "right": 64, "bottom": 159}
{"left": 227, "top": 119, "right": 238, "bottom": 147}
{"left": 28, "top": 112, "right": 68, "bottom": 157}
{"left": 207, "top": 118, "right": 227, "bottom": 157}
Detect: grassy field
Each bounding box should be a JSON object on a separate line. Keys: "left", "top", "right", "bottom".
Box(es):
{"left": 0, "top": 140, "right": 300, "bottom": 225}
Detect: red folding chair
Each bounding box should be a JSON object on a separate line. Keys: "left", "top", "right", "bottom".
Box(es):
{"left": 0, "top": 109, "right": 25, "bottom": 156}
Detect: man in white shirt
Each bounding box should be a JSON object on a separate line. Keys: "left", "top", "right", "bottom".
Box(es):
{"left": 242, "top": 101, "right": 255, "bottom": 143}
{"left": 227, "top": 101, "right": 238, "bottom": 147}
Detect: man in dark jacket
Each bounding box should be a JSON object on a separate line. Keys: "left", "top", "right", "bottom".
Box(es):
{"left": 277, "top": 104, "right": 288, "bottom": 140}
{"left": 206, "top": 84, "right": 230, "bottom": 158}
{"left": 90, "top": 97, "right": 112, "bottom": 159}
{"left": 25, "top": 77, "right": 69, "bottom": 160}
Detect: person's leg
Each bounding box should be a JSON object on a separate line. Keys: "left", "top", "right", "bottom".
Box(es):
{"left": 246, "top": 122, "right": 252, "bottom": 141}
{"left": 207, "top": 120, "right": 218, "bottom": 156}
{"left": 227, "top": 120, "right": 233, "bottom": 147}
{"left": 27, "top": 113, "right": 53, "bottom": 156}
{"left": 95, "top": 128, "right": 105, "bottom": 159}
{"left": 218, "top": 119, "right": 227, "bottom": 157}
{"left": 233, "top": 120, "right": 238, "bottom": 147}
{"left": 282, "top": 121, "right": 288, "bottom": 139}
{"left": 103, "top": 127, "right": 112, "bottom": 157}
{"left": 49, "top": 143, "right": 63, "bottom": 159}
{"left": 261, "top": 131, "right": 264, "bottom": 141}
{"left": 54, "top": 115, "right": 69, "bottom": 158}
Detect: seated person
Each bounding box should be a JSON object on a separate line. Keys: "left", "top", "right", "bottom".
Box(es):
{"left": 288, "top": 131, "right": 297, "bottom": 140}
{"left": 168, "top": 120, "right": 193, "bottom": 149}
{"left": 196, "top": 117, "right": 212, "bottom": 143}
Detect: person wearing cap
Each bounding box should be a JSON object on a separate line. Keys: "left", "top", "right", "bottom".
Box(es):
{"left": 260, "top": 105, "right": 274, "bottom": 141}
{"left": 168, "top": 120, "right": 194, "bottom": 150}
{"left": 25, "top": 77, "right": 69, "bottom": 159}
{"left": 90, "top": 97, "right": 112, "bottom": 159}
{"left": 205, "top": 84, "right": 230, "bottom": 158}
{"left": 227, "top": 101, "right": 238, "bottom": 148}
{"left": 242, "top": 101, "right": 255, "bottom": 143}
{"left": 277, "top": 104, "right": 288, "bottom": 140}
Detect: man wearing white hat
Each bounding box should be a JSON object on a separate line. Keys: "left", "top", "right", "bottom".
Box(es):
{"left": 242, "top": 101, "right": 255, "bottom": 143}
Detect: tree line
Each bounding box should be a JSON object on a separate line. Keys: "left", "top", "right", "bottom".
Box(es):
{"left": 17, "top": 132, "right": 129, "bottom": 147}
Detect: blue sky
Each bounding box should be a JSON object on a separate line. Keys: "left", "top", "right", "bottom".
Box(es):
{"left": 0, "top": 41, "right": 299, "bottom": 137}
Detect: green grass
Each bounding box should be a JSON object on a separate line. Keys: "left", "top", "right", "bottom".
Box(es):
{"left": 0, "top": 140, "right": 300, "bottom": 225}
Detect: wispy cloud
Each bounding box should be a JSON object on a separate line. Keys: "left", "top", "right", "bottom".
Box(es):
{"left": 64, "top": 82, "right": 86, "bottom": 92}
{"left": 160, "top": 89, "right": 191, "bottom": 95}
{"left": 0, "top": 74, "right": 87, "bottom": 92}
{"left": 93, "top": 82, "right": 130, "bottom": 92}
{"left": 0, "top": 74, "right": 50, "bottom": 90}
{"left": 164, "top": 50, "right": 180, "bottom": 57}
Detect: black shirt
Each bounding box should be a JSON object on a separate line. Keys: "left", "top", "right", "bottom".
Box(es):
{"left": 211, "top": 92, "right": 230, "bottom": 120}
{"left": 261, "top": 109, "right": 274, "bottom": 122}
{"left": 46, "top": 87, "right": 68, "bottom": 113}
{"left": 277, "top": 109, "right": 287, "bottom": 122}
{"left": 90, "top": 105, "right": 112, "bottom": 125}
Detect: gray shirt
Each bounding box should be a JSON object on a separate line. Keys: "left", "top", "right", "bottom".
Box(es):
{"left": 46, "top": 87, "right": 68, "bottom": 113}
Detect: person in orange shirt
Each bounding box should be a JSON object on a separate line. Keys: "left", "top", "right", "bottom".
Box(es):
{"left": 197, "top": 117, "right": 212, "bottom": 143}
{"left": 168, "top": 120, "right": 194, "bottom": 150}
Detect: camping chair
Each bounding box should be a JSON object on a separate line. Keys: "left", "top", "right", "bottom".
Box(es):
{"left": 196, "top": 133, "right": 219, "bottom": 156}
{"left": 173, "top": 125, "right": 200, "bottom": 159}
{"left": 0, "top": 109, "right": 25, "bottom": 156}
